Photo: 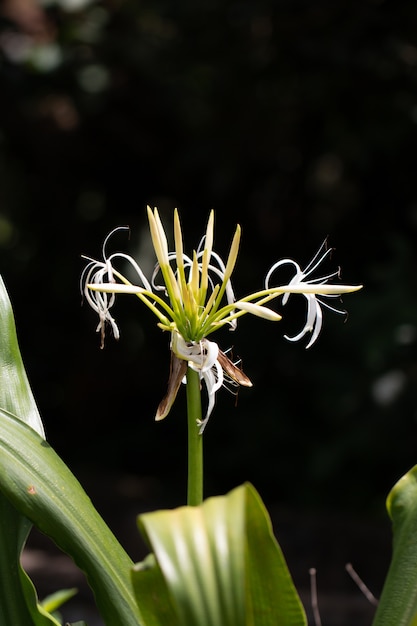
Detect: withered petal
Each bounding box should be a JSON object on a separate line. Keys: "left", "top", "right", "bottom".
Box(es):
{"left": 217, "top": 350, "right": 252, "bottom": 387}
{"left": 155, "top": 351, "right": 188, "bottom": 421}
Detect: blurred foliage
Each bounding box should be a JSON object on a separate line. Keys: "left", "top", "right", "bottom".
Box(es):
{"left": 1, "top": 0, "right": 417, "bottom": 515}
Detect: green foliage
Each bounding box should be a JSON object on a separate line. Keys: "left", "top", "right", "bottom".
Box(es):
{"left": 372, "top": 466, "right": 417, "bottom": 626}
{"left": 0, "top": 407, "right": 143, "bottom": 626}
{"left": 41, "top": 588, "right": 78, "bottom": 623}
{"left": 0, "top": 275, "right": 61, "bottom": 625}
{"left": 133, "top": 483, "right": 307, "bottom": 626}
{"left": 41, "top": 588, "right": 78, "bottom": 615}
{"left": 0, "top": 276, "right": 44, "bottom": 436}
{"left": 0, "top": 497, "right": 61, "bottom": 626}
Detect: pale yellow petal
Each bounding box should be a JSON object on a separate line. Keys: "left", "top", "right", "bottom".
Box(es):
{"left": 147, "top": 206, "right": 169, "bottom": 267}
{"left": 274, "top": 284, "right": 363, "bottom": 295}
{"left": 87, "top": 283, "right": 146, "bottom": 294}
{"left": 204, "top": 210, "right": 214, "bottom": 258}
{"left": 200, "top": 211, "right": 214, "bottom": 299}
{"left": 190, "top": 250, "right": 200, "bottom": 298}
{"left": 223, "top": 224, "right": 241, "bottom": 282}
{"left": 234, "top": 301, "right": 282, "bottom": 321}
{"left": 174, "top": 208, "right": 186, "bottom": 283}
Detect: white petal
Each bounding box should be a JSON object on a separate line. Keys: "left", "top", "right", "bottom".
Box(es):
{"left": 200, "top": 339, "right": 219, "bottom": 371}
{"left": 198, "top": 361, "right": 224, "bottom": 433}
{"left": 305, "top": 294, "right": 317, "bottom": 330}
{"left": 305, "top": 302, "right": 323, "bottom": 349}
{"left": 172, "top": 333, "right": 200, "bottom": 362}
{"left": 282, "top": 270, "right": 304, "bottom": 305}
{"left": 284, "top": 295, "right": 316, "bottom": 343}
{"left": 265, "top": 258, "right": 300, "bottom": 289}
{"left": 171, "top": 333, "right": 219, "bottom": 372}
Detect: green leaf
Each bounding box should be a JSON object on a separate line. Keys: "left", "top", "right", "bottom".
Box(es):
{"left": 0, "top": 496, "right": 59, "bottom": 626}
{"left": 372, "top": 465, "right": 417, "bottom": 626}
{"left": 133, "top": 483, "right": 306, "bottom": 626}
{"left": 0, "top": 275, "right": 60, "bottom": 625}
{"left": 41, "top": 588, "right": 78, "bottom": 614}
{"left": 131, "top": 553, "right": 179, "bottom": 626}
{"left": 0, "top": 275, "right": 45, "bottom": 436}
{"left": 245, "top": 483, "right": 307, "bottom": 625}
{"left": 0, "top": 408, "right": 143, "bottom": 626}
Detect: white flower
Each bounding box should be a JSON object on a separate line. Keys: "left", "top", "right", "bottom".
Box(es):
{"left": 265, "top": 240, "right": 351, "bottom": 348}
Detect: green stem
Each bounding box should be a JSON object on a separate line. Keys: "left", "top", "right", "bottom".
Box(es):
{"left": 186, "top": 367, "right": 204, "bottom": 506}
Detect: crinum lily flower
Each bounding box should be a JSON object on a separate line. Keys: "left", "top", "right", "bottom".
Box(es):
{"left": 82, "top": 207, "right": 362, "bottom": 432}
{"left": 265, "top": 239, "right": 350, "bottom": 349}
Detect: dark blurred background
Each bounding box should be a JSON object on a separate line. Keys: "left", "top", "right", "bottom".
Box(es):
{"left": 1, "top": 0, "right": 417, "bottom": 623}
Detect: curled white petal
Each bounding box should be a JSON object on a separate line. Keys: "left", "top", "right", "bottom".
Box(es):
{"left": 284, "top": 296, "right": 323, "bottom": 349}
{"left": 81, "top": 260, "right": 120, "bottom": 347}
{"left": 171, "top": 332, "right": 219, "bottom": 372}
{"left": 171, "top": 332, "right": 223, "bottom": 431}
{"left": 198, "top": 360, "right": 224, "bottom": 433}
{"left": 82, "top": 228, "right": 156, "bottom": 346}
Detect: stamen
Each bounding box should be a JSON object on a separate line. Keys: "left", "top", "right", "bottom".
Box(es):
{"left": 302, "top": 240, "right": 332, "bottom": 278}
{"left": 345, "top": 563, "right": 378, "bottom": 606}
{"left": 309, "top": 568, "right": 322, "bottom": 626}
{"left": 316, "top": 297, "right": 346, "bottom": 316}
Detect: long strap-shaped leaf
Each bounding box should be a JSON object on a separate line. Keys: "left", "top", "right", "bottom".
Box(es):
{"left": 0, "top": 276, "right": 45, "bottom": 436}
{"left": 132, "top": 483, "right": 307, "bottom": 626}
{"left": 372, "top": 466, "right": 417, "bottom": 626}
{"left": 0, "top": 407, "right": 143, "bottom": 626}
{"left": 0, "top": 275, "right": 60, "bottom": 625}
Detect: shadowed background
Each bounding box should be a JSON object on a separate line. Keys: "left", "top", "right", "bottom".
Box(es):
{"left": 1, "top": 0, "right": 417, "bottom": 623}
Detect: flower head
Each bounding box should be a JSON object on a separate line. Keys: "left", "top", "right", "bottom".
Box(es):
{"left": 265, "top": 239, "right": 352, "bottom": 349}
{"left": 82, "top": 208, "right": 361, "bottom": 430}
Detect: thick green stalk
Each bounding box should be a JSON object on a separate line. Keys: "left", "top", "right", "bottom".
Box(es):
{"left": 186, "top": 367, "right": 204, "bottom": 506}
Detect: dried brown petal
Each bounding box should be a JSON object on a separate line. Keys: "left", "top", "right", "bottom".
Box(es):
{"left": 217, "top": 350, "right": 252, "bottom": 387}
{"left": 155, "top": 352, "right": 187, "bottom": 421}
